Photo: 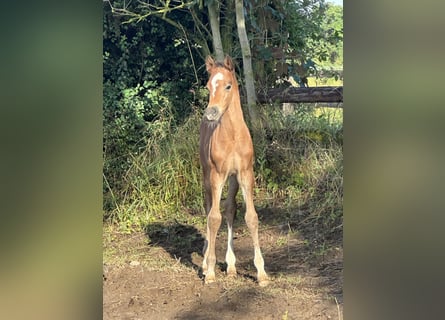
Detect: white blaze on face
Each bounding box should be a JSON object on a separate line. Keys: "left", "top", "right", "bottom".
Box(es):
{"left": 211, "top": 72, "right": 224, "bottom": 97}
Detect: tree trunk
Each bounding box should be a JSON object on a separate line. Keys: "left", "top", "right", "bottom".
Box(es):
{"left": 207, "top": 0, "right": 224, "bottom": 61}
{"left": 221, "top": 0, "right": 235, "bottom": 56}
{"left": 235, "top": 0, "right": 258, "bottom": 125}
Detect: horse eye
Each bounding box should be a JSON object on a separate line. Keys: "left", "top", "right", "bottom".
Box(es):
{"left": 225, "top": 84, "right": 232, "bottom": 90}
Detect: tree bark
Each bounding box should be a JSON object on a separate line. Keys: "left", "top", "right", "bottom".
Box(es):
{"left": 235, "top": 0, "right": 258, "bottom": 125}
{"left": 207, "top": 0, "right": 224, "bottom": 61}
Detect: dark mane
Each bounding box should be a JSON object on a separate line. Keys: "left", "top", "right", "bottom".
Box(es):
{"left": 214, "top": 61, "right": 230, "bottom": 70}
{"left": 199, "top": 118, "right": 218, "bottom": 165}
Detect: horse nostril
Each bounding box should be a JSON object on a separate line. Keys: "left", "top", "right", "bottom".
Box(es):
{"left": 204, "top": 106, "right": 220, "bottom": 121}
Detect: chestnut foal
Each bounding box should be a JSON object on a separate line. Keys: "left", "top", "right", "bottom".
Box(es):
{"left": 199, "top": 55, "right": 269, "bottom": 286}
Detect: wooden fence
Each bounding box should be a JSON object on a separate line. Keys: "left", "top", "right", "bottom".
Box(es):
{"left": 257, "top": 86, "right": 343, "bottom": 105}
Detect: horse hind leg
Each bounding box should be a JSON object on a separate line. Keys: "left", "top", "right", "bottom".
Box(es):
{"left": 224, "top": 175, "right": 239, "bottom": 277}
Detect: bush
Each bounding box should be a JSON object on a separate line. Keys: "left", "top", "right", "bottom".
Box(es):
{"left": 104, "top": 102, "right": 343, "bottom": 239}
{"left": 253, "top": 104, "right": 343, "bottom": 235}
{"left": 104, "top": 108, "right": 204, "bottom": 230}
{"left": 103, "top": 79, "right": 175, "bottom": 211}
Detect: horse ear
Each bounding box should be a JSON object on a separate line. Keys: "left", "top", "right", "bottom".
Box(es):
{"left": 224, "top": 55, "right": 234, "bottom": 72}
{"left": 205, "top": 56, "right": 215, "bottom": 73}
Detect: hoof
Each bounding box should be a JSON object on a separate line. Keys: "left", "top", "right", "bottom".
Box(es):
{"left": 201, "top": 264, "right": 208, "bottom": 276}
{"left": 205, "top": 278, "right": 216, "bottom": 284}
{"left": 204, "top": 273, "right": 216, "bottom": 284}
{"left": 258, "top": 274, "right": 270, "bottom": 287}
{"left": 226, "top": 267, "right": 237, "bottom": 278}
{"left": 258, "top": 279, "right": 270, "bottom": 287}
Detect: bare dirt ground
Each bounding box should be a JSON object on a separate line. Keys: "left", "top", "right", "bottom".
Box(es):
{"left": 103, "top": 207, "right": 343, "bottom": 319}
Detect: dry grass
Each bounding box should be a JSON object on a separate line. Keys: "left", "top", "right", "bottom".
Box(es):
{"left": 103, "top": 102, "right": 343, "bottom": 319}
{"left": 103, "top": 212, "right": 343, "bottom": 319}
{"left": 103, "top": 224, "right": 193, "bottom": 273}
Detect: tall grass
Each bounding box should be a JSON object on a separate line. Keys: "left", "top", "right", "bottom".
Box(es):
{"left": 104, "top": 108, "right": 205, "bottom": 230}
{"left": 253, "top": 105, "right": 343, "bottom": 235}
{"left": 104, "top": 103, "right": 343, "bottom": 237}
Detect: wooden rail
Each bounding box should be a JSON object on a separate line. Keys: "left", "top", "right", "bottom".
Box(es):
{"left": 257, "top": 86, "right": 343, "bottom": 104}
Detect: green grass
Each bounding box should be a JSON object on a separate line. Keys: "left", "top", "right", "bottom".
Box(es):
{"left": 103, "top": 103, "right": 343, "bottom": 238}
{"left": 253, "top": 105, "right": 342, "bottom": 232}
{"left": 314, "top": 107, "right": 343, "bottom": 122}
{"left": 307, "top": 76, "right": 343, "bottom": 87}
{"left": 104, "top": 110, "right": 206, "bottom": 231}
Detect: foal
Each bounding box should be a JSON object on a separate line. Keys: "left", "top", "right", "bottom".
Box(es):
{"left": 199, "top": 55, "right": 269, "bottom": 286}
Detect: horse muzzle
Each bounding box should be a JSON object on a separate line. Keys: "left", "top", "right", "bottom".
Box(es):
{"left": 204, "top": 106, "right": 221, "bottom": 122}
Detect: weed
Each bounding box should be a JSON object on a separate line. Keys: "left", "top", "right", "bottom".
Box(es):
{"left": 276, "top": 235, "right": 288, "bottom": 247}
{"left": 104, "top": 103, "right": 342, "bottom": 242}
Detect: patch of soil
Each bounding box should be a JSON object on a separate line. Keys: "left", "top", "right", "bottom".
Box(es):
{"left": 103, "top": 207, "right": 343, "bottom": 319}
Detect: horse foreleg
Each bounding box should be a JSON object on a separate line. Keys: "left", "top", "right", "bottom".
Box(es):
{"left": 203, "top": 172, "right": 224, "bottom": 284}
{"left": 239, "top": 169, "right": 269, "bottom": 286}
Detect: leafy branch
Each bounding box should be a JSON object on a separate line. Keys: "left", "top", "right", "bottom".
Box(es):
{"left": 106, "top": 0, "right": 195, "bottom": 28}
{"left": 105, "top": 0, "right": 202, "bottom": 84}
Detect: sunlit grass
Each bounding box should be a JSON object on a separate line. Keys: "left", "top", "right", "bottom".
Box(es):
{"left": 313, "top": 107, "right": 343, "bottom": 123}
{"left": 104, "top": 103, "right": 343, "bottom": 238}
{"left": 308, "top": 76, "right": 343, "bottom": 87}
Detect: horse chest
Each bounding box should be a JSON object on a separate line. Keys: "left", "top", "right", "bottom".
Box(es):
{"left": 210, "top": 141, "right": 249, "bottom": 174}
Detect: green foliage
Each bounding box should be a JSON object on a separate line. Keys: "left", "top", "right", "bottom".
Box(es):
{"left": 103, "top": 2, "right": 205, "bottom": 210}
{"left": 103, "top": 79, "right": 174, "bottom": 202}
{"left": 105, "top": 103, "right": 343, "bottom": 238}
{"left": 105, "top": 110, "right": 205, "bottom": 230}
{"left": 103, "top": 0, "right": 343, "bottom": 238}
{"left": 240, "top": 0, "right": 343, "bottom": 89}
{"left": 318, "top": 3, "right": 343, "bottom": 66}
{"left": 106, "top": 0, "right": 343, "bottom": 87}
{"left": 315, "top": 3, "right": 343, "bottom": 80}
{"left": 253, "top": 104, "right": 343, "bottom": 233}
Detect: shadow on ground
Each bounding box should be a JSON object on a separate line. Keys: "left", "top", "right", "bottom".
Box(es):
{"left": 144, "top": 204, "right": 342, "bottom": 302}
{"left": 257, "top": 206, "right": 343, "bottom": 301}
{"left": 144, "top": 222, "right": 205, "bottom": 271}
